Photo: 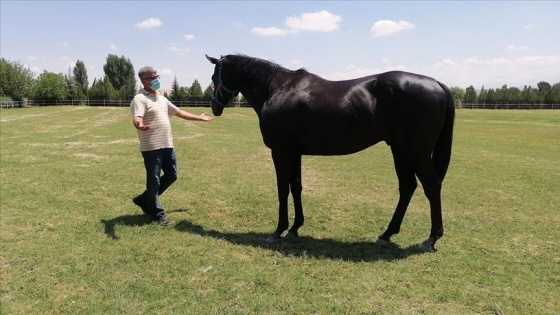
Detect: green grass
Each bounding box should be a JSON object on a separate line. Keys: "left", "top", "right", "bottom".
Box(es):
{"left": 1, "top": 106, "right": 559, "bottom": 314}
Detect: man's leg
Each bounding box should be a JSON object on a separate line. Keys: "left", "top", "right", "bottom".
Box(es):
{"left": 159, "top": 148, "right": 178, "bottom": 196}
{"left": 141, "top": 149, "right": 165, "bottom": 220}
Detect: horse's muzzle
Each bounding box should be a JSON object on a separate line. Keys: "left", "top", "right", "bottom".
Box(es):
{"left": 210, "top": 100, "right": 224, "bottom": 116}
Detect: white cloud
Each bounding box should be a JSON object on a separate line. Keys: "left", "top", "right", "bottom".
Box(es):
{"left": 56, "top": 41, "right": 70, "bottom": 47}
{"left": 166, "top": 42, "right": 189, "bottom": 55}
{"left": 285, "top": 10, "right": 342, "bottom": 32}
{"left": 252, "top": 10, "right": 342, "bottom": 36}
{"left": 183, "top": 34, "right": 195, "bottom": 41}
{"left": 506, "top": 45, "right": 528, "bottom": 51}
{"left": 251, "top": 27, "right": 294, "bottom": 36}
{"left": 291, "top": 59, "right": 303, "bottom": 67}
{"left": 523, "top": 23, "right": 538, "bottom": 30}
{"left": 109, "top": 43, "right": 118, "bottom": 50}
{"left": 159, "top": 68, "right": 173, "bottom": 76}
{"left": 422, "top": 55, "right": 560, "bottom": 88}
{"left": 134, "top": 18, "right": 162, "bottom": 29}
{"left": 324, "top": 64, "right": 409, "bottom": 81}
{"left": 320, "top": 55, "right": 559, "bottom": 88}
{"left": 370, "top": 20, "right": 415, "bottom": 37}
{"left": 28, "top": 55, "right": 38, "bottom": 61}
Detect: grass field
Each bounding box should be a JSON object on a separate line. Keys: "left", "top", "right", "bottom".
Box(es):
{"left": 1, "top": 106, "right": 559, "bottom": 314}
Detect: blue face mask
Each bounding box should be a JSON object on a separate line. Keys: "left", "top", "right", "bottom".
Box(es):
{"left": 150, "top": 79, "right": 161, "bottom": 90}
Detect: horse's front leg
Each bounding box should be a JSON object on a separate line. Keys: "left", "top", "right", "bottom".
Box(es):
{"left": 266, "top": 150, "right": 291, "bottom": 243}
{"left": 286, "top": 154, "right": 303, "bottom": 240}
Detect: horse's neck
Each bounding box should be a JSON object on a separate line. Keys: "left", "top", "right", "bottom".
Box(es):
{"left": 242, "top": 90, "right": 265, "bottom": 116}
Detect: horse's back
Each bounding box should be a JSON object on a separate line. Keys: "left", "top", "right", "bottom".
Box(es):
{"left": 261, "top": 70, "right": 449, "bottom": 155}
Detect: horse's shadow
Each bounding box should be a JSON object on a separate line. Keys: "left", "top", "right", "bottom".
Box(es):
{"left": 174, "top": 220, "right": 425, "bottom": 262}
{"left": 101, "top": 209, "right": 188, "bottom": 240}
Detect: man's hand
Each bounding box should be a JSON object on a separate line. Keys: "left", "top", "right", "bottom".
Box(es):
{"left": 133, "top": 116, "right": 150, "bottom": 131}
{"left": 137, "top": 124, "right": 150, "bottom": 131}
{"left": 199, "top": 113, "right": 215, "bottom": 122}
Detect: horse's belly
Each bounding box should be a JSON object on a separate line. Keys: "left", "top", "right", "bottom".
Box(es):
{"left": 299, "top": 130, "right": 385, "bottom": 155}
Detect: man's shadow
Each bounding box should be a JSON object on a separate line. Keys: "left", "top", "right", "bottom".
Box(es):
{"left": 101, "top": 209, "right": 188, "bottom": 240}
{"left": 174, "top": 220, "right": 425, "bottom": 263}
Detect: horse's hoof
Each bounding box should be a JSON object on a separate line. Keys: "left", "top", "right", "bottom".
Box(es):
{"left": 284, "top": 231, "right": 299, "bottom": 240}
{"left": 375, "top": 237, "right": 392, "bottom": 245}
{"left": 418, "top": 240, "right": 437, "bottom": 253}
{"left": 266, "top": 235, "right": 282, "bottom": 243}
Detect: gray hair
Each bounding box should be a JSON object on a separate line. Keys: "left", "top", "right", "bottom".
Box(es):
{"left": 138, "top": 66, "right": 155, "bottom": 79}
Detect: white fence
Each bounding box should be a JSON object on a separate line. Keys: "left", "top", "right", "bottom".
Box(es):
{"left": 1, "top": 100, "right": 559, "bottom": 110}
{"left": 0, "top": 99, "right": 251, "bottom": 108}
{"left": 460, "top": 103, "right": 559, "bottom": 109}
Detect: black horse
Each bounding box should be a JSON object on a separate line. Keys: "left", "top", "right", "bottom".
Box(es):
{"left": 206, "top": 54, "right": 455, "bottom": 252}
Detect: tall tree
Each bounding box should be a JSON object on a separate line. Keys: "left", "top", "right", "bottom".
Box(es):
{"left": 88, "top": 77, "right": 118, "bottom": 100}
{"left": 537, "top": 81, "right": 552, "bottom": 104}
{"left": 477, "top": 86, "right": 487, "bottom": 104}
{"left": 464, "top": 85, "right": 477, "bottom": 104}
{"left": 203, "top": 83, "right": 214, "bottom": 101}
{"left": 73, "top": 60, "right": 89, "bottom": 98}
{"left": 551, "top": 83, "right": 560, "bottom": 104}
{"left": 103, "top": 54, "right": 136, "bottom": 99}
{"left": 0, "top": 58, "right": 35, "bottom": 101}
{"left": 170, "top": 76, "right": 181, "bottom": 101}
{"left": 450, "top": 86, "right": 465, "bottom": 106}
{"left": 65, "top": 66, "right": 77, "bottom": 100}
{"left": 188, "top": 79, "right": 204, "bottom": 100}
{"left": 30, "top": 71, "right": 68, "bottom": 101}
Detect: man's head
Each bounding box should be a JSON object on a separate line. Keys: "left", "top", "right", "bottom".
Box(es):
{"left": 138, "top": 66, "right": 160, "bottom": 91}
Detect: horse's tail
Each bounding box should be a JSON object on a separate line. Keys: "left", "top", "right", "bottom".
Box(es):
{"left": 433, "top": 82, "right": 455, "bottom": 183}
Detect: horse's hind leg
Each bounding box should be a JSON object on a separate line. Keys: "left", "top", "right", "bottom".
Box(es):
{"left": 414, "top": 158, "right": 444, "bottom": 252}
{"left": 286, "top": 154, "right": 303, "bottom": 239}
{"left": 377, "top": 146, "right": 417, "bottom": 244}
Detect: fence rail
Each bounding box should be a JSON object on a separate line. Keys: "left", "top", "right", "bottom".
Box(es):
{"left": 459, "top": 103, "right": 559, "bottom": 109}
{"left": 1, "top": 100, "right": 559, "bottom": 110}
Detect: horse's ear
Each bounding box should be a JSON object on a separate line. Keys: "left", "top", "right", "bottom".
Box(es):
{"left": 206, "top": 54, "right": 218, "bottom": 64}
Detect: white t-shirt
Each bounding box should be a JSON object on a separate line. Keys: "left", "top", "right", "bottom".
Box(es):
{"left": 130, "top": 89, "right": 180, "bottom": 152}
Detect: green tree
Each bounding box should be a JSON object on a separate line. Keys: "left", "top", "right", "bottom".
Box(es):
{"left": 203, "top": 83, "right": 214, "bottom": 101}
{"left": 73, "top": 60, "right": 89, "bottom": 99}
{"left": 506, "top": 86, "right": 521, "bottom": 104}
{"left": 65, "top": 66, "right": 78, "bottom": 100}
{"left": 537, "top": 81, "right": 552, "bottom": 104}
{"left": 30, "top": 71, "right": 69, "bottom": 101}
{"left": 170, "top": 76, "right": 181, "bottom": 101}
{"left": 477, "top": 86, "right": 487, "bottom": 104}
{"left": 179, "top": 86, "right": 190, "bottom": 100}
{"left": 88, "top": 77, "right": 118, "bottom": 100}
{"left": 450, "top": 86, "right": 465, "bottom": 106}
{"left": 486, "top": 88, "right": 496, "bottom": 104}
{"left": 464, "top": 85, "right": 477, "bottom": 104}
{"left": 188, "top": 79, "right": 203, "bottom": 100}
{"left": 0, "top": 58, "right": 35, "bottom": 101}
{"left": 551, "top": 83, "right": 560, "bottom": 104}
{"left": 103, "top": 54, "right": 136, "bottom": 99}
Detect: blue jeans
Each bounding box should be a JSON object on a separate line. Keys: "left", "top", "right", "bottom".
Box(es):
{"left": 139, "top": 148, "right": 178, "bottom": 219}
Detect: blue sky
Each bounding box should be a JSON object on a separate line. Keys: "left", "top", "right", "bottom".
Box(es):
{"left": 1, "top": 1, "right": 559, "bottom": 90}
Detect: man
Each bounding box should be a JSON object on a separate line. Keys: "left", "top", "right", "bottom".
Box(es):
{"left": 130, "top": 66, "right": 214, "bottom": 226}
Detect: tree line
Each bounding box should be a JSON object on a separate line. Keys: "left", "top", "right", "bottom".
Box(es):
{"left": 0, "top": 55, "right": 217, "bottom": 103}
{"left": 1, "top": 55, "right": 559, "bottom": 105}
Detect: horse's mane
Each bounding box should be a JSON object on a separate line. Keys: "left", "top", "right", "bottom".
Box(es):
{"left": 222, "top": 54, "right": 308, "bottom": 87}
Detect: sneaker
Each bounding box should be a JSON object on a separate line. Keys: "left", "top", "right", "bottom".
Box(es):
{"left": 153, "top": 216, "right": 171, "bottom": 226}
{"left": 132, "top": 195, "right": 148, "bottom": 215}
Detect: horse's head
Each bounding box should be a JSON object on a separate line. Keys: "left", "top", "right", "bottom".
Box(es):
{"left": 206, "top": 54, "right": 239, "bottom": 116}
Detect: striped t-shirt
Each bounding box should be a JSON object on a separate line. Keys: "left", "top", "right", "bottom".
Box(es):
{"left": 130, "top": 89, "right": 180, "bottom": 152}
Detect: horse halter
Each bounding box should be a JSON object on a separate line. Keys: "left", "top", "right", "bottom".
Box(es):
{"left": 212, "top": 58, "right": 238, "bottom": 106}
